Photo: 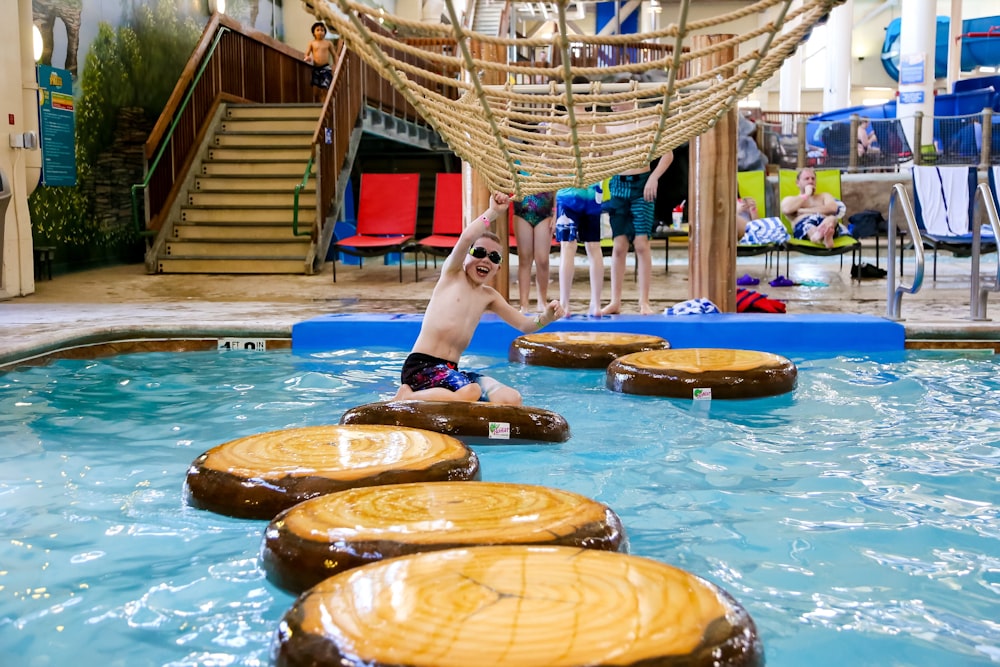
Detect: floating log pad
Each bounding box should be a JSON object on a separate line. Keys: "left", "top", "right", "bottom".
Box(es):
{"left": 271, "top": 545, "right": 764, "bottom": 667}
{"left": 184, "top": 425, "right": 480, "bottom": 520}
{"left": 340, "top": 400, "right": 570, "bottom": 445}
{"left": 261, "top": 481, "right": 626, "bottom": 593}
{"left": 510, "top": 331, "right": 670, "bottom": 368}
{"left": 607, "top": 348, "right": 797, "bottom": 399}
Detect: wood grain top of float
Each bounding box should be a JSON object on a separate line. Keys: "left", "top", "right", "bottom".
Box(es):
{"left": 617, "top": 348, "right": 790, "bottom": 374}
{"left": 196, "top": 425, "right": 470, "bottom": 479}
{"left": 278, "top": 482, "right": 615, "bottom": 544}
{"left": 519, "top": 332, "right": 668, "bottom": 346}
{"left": 289, "top": 545, "right": 737, "bottom": 667}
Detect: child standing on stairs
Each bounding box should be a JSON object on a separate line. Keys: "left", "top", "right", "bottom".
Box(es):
{"left": 304, "top": 22, "right": 334, "bottom": 102}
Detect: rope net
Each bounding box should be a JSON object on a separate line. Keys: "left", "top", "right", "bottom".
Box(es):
{"left": 312, "top": 0, "right": 844, "bottom": 196}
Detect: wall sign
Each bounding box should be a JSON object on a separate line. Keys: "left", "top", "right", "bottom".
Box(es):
{"left": 36, "top": 65, "right": 77, "bottom": 187}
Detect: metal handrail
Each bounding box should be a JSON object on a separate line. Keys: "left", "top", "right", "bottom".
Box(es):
{"left": 885, "top": 183, "right": 925, "bottom": 321}
{"left": 970, "top": 182, "right": 1000, "bottom": 321}
{"left": 292, "top": 153, "right": 316, "bottom": 238}
{"left": 130, "top": 26, "right": 230, "bottom": 238}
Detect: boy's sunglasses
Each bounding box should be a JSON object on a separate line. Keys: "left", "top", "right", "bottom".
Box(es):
{"left": 468, "top": 246, "right": 503, "bottom": 265}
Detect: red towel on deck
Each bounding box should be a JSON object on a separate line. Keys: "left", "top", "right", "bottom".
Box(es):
{"left": 736, "top": 288, "right": 786, "bottom": 313}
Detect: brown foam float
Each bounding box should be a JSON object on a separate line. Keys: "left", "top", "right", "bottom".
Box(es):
{"left": 271, "top": 545, "right": 764, "bottom": 667}
{"left": 261, "top": 481, "right": 626, "bottom": 593}
{"left": 607, "top": 348, "right": 797, "bottom": 399}
{"left": 339, "top": 399, "right": 570, "bottom": 445}
{"left": 509, "top": 331, "right": 670, "bottom": 368}
{"left": 184, "top": 425, "right": 480, "bottom": 520}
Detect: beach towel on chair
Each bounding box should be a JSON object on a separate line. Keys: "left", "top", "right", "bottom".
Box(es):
{"left": 740, "top": 217, "right": 790, "bottom": 245}
{"left": 913, "top": 166, "right": 974, "bottom": 236}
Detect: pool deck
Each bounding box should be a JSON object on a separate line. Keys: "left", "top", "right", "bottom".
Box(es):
{"left": 2, "top": 243, "right": 998, "bottom": 367}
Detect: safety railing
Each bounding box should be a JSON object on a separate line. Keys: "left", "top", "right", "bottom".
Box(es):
{"left": 970, "top": 182, "right": 1000, "bottom": 321}
{"left": 885, "top": 183, "right": 925, "bottom": 321}
{"left": 763, "top": 108, "right": 998, "bottom": 173}
{"left": 130, "top": 22, "right": 232, "bottom": 238}
{"left": 133, "top": 14, "right": 316, "bottom": 237}
{"left": 291, "top": 38, "right": 360, "bottom": 240}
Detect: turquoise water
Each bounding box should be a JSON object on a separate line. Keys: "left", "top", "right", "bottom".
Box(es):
{"left": 1, "top": 348, "right": 999, "bottom": 666}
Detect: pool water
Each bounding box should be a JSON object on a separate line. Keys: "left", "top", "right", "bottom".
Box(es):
{"left": 1, "top": 348, "right": 999, "bottom": 666}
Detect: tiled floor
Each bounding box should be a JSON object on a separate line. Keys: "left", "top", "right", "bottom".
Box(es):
{"left": 2, "top": 241, "right": 998, "bottom": 366}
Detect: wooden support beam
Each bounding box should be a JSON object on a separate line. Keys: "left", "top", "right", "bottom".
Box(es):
{"left": 688, "top": 34, "right": 737, "bottom": 313}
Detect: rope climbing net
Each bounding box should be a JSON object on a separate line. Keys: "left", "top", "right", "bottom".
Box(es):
{"left": 312, "top": 0, "right": 843, "bottom": 195}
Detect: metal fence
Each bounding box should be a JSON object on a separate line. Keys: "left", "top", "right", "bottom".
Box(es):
{"left": 756, "top": 108, "right": 998, "bottom": 173}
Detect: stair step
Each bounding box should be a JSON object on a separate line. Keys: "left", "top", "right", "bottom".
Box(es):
{"left": 220, "top": 118, "right": 317, "bottom": 133}
{"left": 157, "top": 257, "right": 309, "bottom": 274}
{"left": 226, "top": 104, "right": 322, "bottom": 120}
{"left": 201, "top": 161, "right": 309, "bottom": 177}
{"left": 213, "top": 132, "right": 313, "bottom": 148}
{"left": 180, "top": 207, "right": 314, "bottom": 224}
{"left": 165, "top": 241, "right": 311, "bottom": 257}
{"left": 207, "top": 146, "right": 310, "bottom": 161}
{"left": 186, "top": 191, "right": 306, "bottom": 207}
{"left": 193, "top": 175, "right": 315, "bottom": 192}
{"left": 173, "top": 224, "right": 304, "bottom": 240}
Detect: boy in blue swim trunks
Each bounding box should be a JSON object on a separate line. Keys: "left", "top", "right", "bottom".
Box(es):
{"left": 601, "top": 93, "right": 672, "bottom": 315}
{"left": 304, "top": 22, "right": 334, "bottom": 102}
{"left": 394, "top": 192, "right": 565, "bottom": 405}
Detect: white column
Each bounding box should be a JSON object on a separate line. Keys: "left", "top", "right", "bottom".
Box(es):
{"left": 779, "top": 48, "right": 802, "bottom": 112}
{"left": 778, "top": 0, "right": 802, "bottom": 113}
{"left": 896, "top": 0, "right": 936, "bottom": 153}
{"left": 824, "top": 0, "right": 853, "bottom": 111}
{"left": 946, "top": 0, "right": 962, "bottom": 92}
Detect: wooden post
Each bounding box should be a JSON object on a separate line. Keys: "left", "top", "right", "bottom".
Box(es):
{"left": 688, "top": 34, "right": 737, "bottom": 312}
{"left": 468, "top": 40, "right": 509, "bottom": 299}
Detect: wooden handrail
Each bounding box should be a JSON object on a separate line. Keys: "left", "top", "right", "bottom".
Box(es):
{"left": 146, "top": 14, "right": 302, "bottom": 158}
{"left": 137, "top": 15, "right": 320, "bottom": 235}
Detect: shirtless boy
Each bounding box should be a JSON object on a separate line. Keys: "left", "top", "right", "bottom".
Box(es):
{"left": 780, "top": 168, "right": 844, "bottom": 248}
{"left": 394, "top": 193, "right": 565, "bottom": 406}
{"left": 601, "top": 95, "right": 672, "bottom": 315}
{"left": 304, "top": 22, "right": 334, "bottom": 99}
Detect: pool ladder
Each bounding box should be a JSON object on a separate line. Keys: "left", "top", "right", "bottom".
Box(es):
{"left": 885, "top": 182, "right": 1000, "bottom": 321}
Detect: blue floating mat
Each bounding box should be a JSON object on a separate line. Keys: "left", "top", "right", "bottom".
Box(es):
{"left": 292, "top": 313, "right": 906, "bottom": 357}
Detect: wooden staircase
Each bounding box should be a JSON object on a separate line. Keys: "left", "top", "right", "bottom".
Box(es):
{"left": 150, "top": 103, "right": 321, "bottom": 274}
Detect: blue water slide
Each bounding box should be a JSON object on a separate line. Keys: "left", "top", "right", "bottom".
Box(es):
{"left": 882, "top": 16, "right": 1000, "bottom": 81}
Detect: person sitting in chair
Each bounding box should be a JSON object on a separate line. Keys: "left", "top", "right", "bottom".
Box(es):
{"left": 736, "top": 197, "right": 789, "bottom": 245}
{"left": 780, "top": 168, "right": 846, "bottom": 249}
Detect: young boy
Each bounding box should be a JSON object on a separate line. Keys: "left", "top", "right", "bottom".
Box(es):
{"left": 304, "top": 22, "right": 334, "bottom": 100}
{"left": 394, "top": 193, "right": 565, "bottom": 406}
{"left": 601, "top": 94, "right": 672, "bottom": 316}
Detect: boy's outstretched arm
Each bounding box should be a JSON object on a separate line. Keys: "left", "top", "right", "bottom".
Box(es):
{"left": 492, "top": 297, "right": 566, "bottom": 334}
{"left": 441, "top": 192, "right": 511, "bottom": 274}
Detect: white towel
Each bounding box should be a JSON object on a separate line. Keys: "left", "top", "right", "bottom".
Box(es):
{"left": 913, "top": 166, "right": 971, "bottom": 236}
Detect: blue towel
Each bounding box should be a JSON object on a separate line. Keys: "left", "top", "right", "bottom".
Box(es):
{"left": 664, "top": 298, "right": 720, "bottom": 316}
{"left": 740, "top": 217, "right": 790, "bottom": 245}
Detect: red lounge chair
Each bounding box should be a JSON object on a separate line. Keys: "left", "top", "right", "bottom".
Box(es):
{"left": 413, "top": 173, "right": 463, "bottom": 274}
{"left": 332, "top": 173, "right": 420, "bottom": 282}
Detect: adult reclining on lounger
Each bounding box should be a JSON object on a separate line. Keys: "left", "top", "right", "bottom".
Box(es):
{"left": 780, "top": 168, "right": 847, "bottom": 248}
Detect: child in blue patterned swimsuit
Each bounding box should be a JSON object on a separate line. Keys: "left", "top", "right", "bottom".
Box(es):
{"left": 394, "top": 193, "right": 565, "bottom": 405}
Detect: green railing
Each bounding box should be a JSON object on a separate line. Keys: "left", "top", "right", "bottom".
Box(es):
{"left": 292, "top": 154, "right": 316, "bottom": 237}
{"left": 130, "top": 26, "right": 231, "bottom": 238}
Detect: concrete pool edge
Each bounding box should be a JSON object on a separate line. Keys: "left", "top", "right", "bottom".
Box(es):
{"left": 3, "top": 315, "right": 999, "bottom": 369}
